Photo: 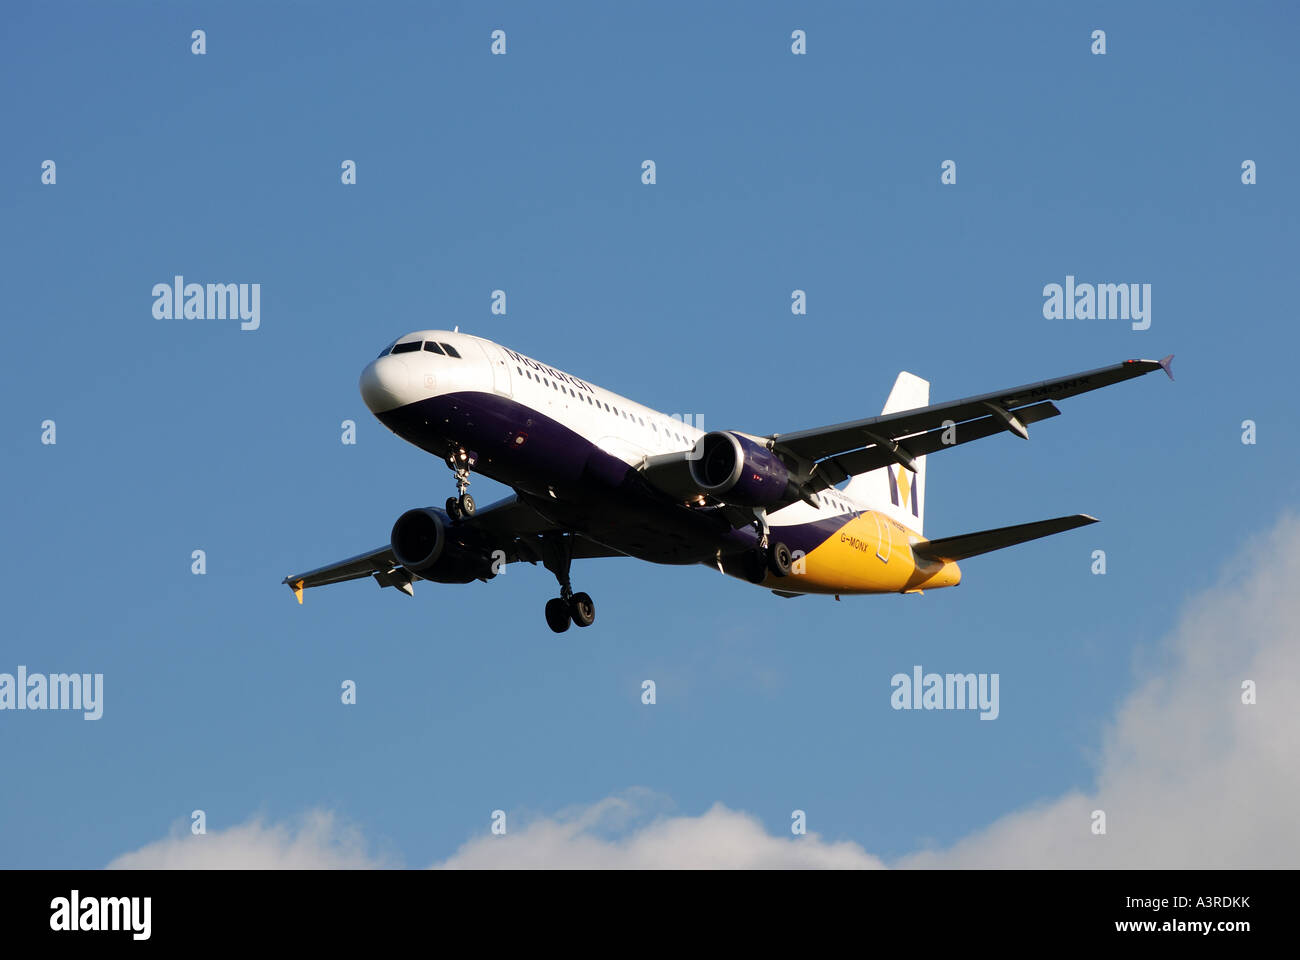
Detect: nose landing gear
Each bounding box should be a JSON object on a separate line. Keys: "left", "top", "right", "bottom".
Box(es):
{"left": 541, "top": 533, "right": 596, "bottom": 632}
{"left": 444, "top": 448, "right": 476, "bottom": 521}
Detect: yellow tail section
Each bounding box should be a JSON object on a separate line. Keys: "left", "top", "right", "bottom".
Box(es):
{"left": 771, "top": 511, "right": 960, "bottom": 596}
{"left": 842, "top": 371, "right": 929, "bottom": 535}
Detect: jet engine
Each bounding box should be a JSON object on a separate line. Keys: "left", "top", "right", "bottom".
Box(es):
{"left": 390, "top": 507, "right": 498, "bottom": 583}
{"left": 688, "top": 431, "right": 795, "bottom": 507}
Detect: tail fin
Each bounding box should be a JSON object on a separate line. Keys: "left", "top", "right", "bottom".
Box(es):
{"left": 843, "top": 372, "right": 929, "bottom": 535}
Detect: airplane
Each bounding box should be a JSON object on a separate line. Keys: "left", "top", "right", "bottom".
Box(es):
{"left": 282, "top": 329, "right": 1173, "bottom": 632}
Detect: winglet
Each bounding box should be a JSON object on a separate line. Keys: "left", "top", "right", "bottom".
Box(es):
{"left": 1158, "top": 354, "right": 1174, "bottom": 381}
{"left": 292, "top": 579, "right": 304, "bottom": 604}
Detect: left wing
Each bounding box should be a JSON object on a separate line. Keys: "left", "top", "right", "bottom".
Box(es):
{"left": 637, "top": 355, "right": 1172, "bottom": 515}
{"left": 282, "top": 495, "right": 621, "bottom": 602}
{"left": 770, "top": 356, "right": 1173, "bottom": 491}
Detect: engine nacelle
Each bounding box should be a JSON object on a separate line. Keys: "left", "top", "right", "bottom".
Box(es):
{"left": 390, "top": 507, "right": 497, "bottom": 583}
{"left": 688, "top": 431, "right": 792, "bottom": 507}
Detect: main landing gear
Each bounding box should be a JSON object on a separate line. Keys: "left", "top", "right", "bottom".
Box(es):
{"left": 742, "top": 508, "right": 792, "bottom": 584}
{"left": 541, "top": 533, "right": 595, "bottom": 633}
{"left": 444, "top": 448, "right": 476, "bottom": 521}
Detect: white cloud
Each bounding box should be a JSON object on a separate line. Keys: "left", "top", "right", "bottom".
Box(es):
{"left": 109, "top": 513, "right": 1300, "bottom": 869}
{"left": 435, "top": 793, "right": 884, "bottom": 869}
{"left": 898, "top": 511, "right": 1300, "bottom": 868}
{"left": 107, "top": 811, "right": 388, "bottom": 869}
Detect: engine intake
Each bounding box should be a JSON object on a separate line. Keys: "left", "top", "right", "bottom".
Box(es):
{"left": 688, "top": 431, "right": 792, "bottom": 507}
{"left": 390, "top": 507, "right": 496, "bottom": 583}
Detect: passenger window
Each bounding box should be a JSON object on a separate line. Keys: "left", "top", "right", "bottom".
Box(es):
{"left": 392, "top": 341, "right": 421, "bottom": 354}
{"left": 440, "top": 343, "right": 461, "bottom": 358}
{"left": 423, "top": 341, "right": 446, "bottom": 355}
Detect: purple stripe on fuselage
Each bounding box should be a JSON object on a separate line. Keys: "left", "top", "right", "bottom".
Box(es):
{"left": 374, "top": 391, "right": 850, "bottom": 568}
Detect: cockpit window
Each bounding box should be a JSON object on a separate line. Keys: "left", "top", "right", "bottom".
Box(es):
{"left": 423, "top": 341, "right": 445, "bottom": 355}
{"left": 377, "top": 339, "right": 399, "bottom": 359}
{"left": 439, "top": 343, "right": 461, "bottom": 358}
{"left": 391, "top": 341, "right": 422, "bottom": 354}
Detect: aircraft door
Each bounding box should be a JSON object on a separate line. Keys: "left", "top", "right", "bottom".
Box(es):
{"left": 477, "top": 342, "right": 513, "bottom": 398}
{"left": 873, "top": 511, "right": 891, "bottom": 563}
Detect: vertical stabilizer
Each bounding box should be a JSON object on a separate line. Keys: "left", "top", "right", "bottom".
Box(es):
{"left": 842, "top": 372, "right": 929, "bottom": 535}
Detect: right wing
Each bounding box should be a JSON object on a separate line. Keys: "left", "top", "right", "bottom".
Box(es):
{"left": 282, "top": 494, "right": 622, "bottom": 602}
{"left": 283, "top": 544, "right": 399, "bottom": 597}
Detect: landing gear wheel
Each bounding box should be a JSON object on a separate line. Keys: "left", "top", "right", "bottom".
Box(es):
{"left": 742, "top": 551, "right": 768, "bottom": 584}
{"left": 568, "top": 592, "right": 595, "bottom": 628}
{"left": 445, "top": 448, "right": 474, "bottom": 523}
{"left": 768, "top": 541, "right": 792, "bottom": 577}
{"left": 544, "top": 597, "right": 571, "bottom": 633}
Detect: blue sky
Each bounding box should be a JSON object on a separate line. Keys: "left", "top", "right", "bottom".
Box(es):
{"left": 2, "top": 1, "right": 1297, "bottom": 867}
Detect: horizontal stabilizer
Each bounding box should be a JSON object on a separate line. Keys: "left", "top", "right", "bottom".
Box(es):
{"left": 913, "top": 514, "right": 1098, "bottom": 563}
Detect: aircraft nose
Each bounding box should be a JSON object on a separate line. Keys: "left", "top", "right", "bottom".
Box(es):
{"left": 359, "top": 355, "right": 414, "bottom": 414}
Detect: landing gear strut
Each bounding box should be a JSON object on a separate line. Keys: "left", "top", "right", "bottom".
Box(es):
{"left": 742, "top": 508, "right": 791, "bottom": 583}
{"left": 444, "top": 448, "right": 476, "bottom": 521}
{"left": 541, "top": 533, "right": 596, "bottom": 632}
